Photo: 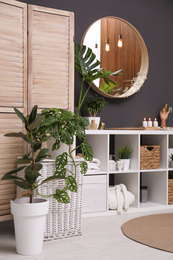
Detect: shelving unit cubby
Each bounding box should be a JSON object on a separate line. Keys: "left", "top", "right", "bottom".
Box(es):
{"left": 83, "top": 130, "right": 173, "bottom": 216}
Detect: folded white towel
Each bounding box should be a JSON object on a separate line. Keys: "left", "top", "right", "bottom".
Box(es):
{"left": 87, "top": 158, "right": 100, "bottom": 166}
{"left": 86, "top": 169, "right": 100, "bottom": 173}
{"left": 88, "top": 165, "right": 100, "bottom": 171}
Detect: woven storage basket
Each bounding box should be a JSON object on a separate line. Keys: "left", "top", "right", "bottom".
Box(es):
{"left": 168, "top": 179, "right": 173, "bottom": 205}
{"left": 17, "top": 159, "right": 83, "bottom": 240}
{"left": 140, "top": 145, "right": 160, "bottom": 170}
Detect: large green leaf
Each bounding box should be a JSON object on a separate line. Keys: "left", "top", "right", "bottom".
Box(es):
{"left": 28, "top": 105, "right": 38, "bottom": 124}
{"left": 81, "top": 142, "right": 93, "bottom": 161}
{"left": 14, "top": 107, "right": 28, "bottom": 125}
{"left": 54, "top": 168, "right": 66, "bottom": 178}
{"left": 80, "top": 161, "right": 88, "bottom": 174}
{"left": 75, "top": 42, "right": 123, "bottom": 84}
{"left": 35, "top": 148, "right": 49, "bottom": 162}
{"left": 41, "top": 175, "right": 65, "bottom": 185}
{"left": 4, "top": 132, "right": 27, "bottom": 138}
{"left": 16, "top": 158, "right": 32, "bottom": 164}
{"left": 53, "top": 189, "right": 70, "bottom": 203}
{"left": 25, "top": 166, "right": 40, "bottom": 184}
{"left": 55, "top": 152, "right": 68, "bottom": 168}
{"left": 65, "top": 176, "right": 77, "bottom": 192}
{"left": 14, "top": 180, "right": 31, "bottom": 190}
{"left": 27, "top": 115, "right": 45, "bottom": 131}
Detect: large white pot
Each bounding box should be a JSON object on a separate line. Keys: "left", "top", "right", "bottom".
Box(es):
{"left": 47, "top": 137, "right": 69, "bottom": 159}
{"left": 11, "top": 197, "right": 49, "bottom": 255}
{"left": 85, "top": 117, "right": 100, "bottom": 130}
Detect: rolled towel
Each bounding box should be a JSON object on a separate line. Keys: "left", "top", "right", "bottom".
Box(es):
{"left": 88, "top": 165, "right": 100, "bottom": 171}
{"left": 87, "top": 158, "right": 100, "bottom": 166}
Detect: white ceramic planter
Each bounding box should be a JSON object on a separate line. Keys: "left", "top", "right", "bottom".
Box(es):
{"left": 11, "top": 198, "right": 49, "bottom": 255}
{"left": 120, "top": 159, "right": 130, "bottom": 171}
{"left": 85, "top": 117, "right": 100, "bottom": 130}
{"left": 47, "top": 137, "right": 69, "bottom": 159}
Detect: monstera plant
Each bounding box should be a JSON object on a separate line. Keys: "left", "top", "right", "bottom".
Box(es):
{"left": 75, "top": 42, "right": 123, "bottom": 115}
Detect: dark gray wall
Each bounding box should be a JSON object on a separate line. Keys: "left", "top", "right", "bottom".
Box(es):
{"left": 20, "top": 0, "right": 173, "bottom": 127}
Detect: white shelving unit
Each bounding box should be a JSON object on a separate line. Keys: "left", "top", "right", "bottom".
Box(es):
{"left": 82, "top": 129, "right": 173, "bottom": 216}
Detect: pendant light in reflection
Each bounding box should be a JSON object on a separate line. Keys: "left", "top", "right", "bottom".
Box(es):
{"left": 117, "top": 33, "right": 123, "bottom": 47}
{"left": 117, "top": 21, "right": 123, "bottom": 48}
{"left": 105, "top": 18, "right": 110, "bottom": 51}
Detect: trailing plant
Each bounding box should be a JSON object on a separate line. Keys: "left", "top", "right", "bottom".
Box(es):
{"left": 75, "top": 42, "right": 123, "bottom": 115}
{"left": 117, "top": 146, "right": 132, "bottom": 159}
{"left": 1, "top": 106, "right": 93, "bottom": 204}
{"left": 84, "top": 94, "right": 108, "bottom": 117}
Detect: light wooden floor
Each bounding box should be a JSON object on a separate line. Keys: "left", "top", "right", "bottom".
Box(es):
{"left": 0, "top": 209, "right": 173, "bottom": 260}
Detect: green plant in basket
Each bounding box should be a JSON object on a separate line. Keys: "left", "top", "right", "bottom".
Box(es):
{"left": 1, "top": 106, "right": 93, "bottom": 204}
{"left": 118, "top": 146, "right": 132, "bottom": 159}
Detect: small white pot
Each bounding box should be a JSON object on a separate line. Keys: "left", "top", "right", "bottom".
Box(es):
{"left": 85, "top": 117, "right": 100, "bottom": 130}
{"left": 47, "top": 137, "right": 69, "bottom": 159}
{"left": 170, "top": 160, "right": 173, "bottom": 168}
{"left": 11, "top": 197, "right": 49, "bottom": 255}
{"left": 116, "top": 160, "right": 124, "bottom": 171}
{"left": 120, "top": 159, "right": 130, "bottom": 171}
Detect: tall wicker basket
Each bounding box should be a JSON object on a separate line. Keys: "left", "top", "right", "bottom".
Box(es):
{"left": 17, "top": 159, "right": 83, "bottom": 240}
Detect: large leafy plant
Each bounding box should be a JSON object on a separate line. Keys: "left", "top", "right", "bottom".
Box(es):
{"left": 1, "top": 106, "right": 92, "bottom": 203}
{"left": 75, "top": 42, "right": 123, "bottom": 115}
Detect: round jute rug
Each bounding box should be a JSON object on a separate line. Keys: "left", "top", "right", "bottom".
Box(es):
{"left": 121, "top": 213, "right": 173, "bottom": 253}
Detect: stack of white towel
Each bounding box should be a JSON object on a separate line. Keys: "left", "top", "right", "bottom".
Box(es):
{"left": 87, "top": 158, "right": 100, "bottom": 173}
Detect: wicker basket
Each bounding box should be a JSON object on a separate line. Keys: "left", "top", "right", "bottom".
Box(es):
{"left": 168, "top": 179, "right": 173, "bottom": 205}
{"left": 17, "top": 159, "right": 83, "bottom": 240}
{"left": 140, "top": 145, "right": 160, "bottom": 170}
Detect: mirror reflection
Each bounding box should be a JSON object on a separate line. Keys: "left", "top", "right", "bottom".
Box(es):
{"left": 82, "top": 17, "right": 149, "bottom": 98}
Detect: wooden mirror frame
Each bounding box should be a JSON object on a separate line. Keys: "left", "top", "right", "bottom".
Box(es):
{"left": 81, "top": 17, "right": 149, "bottom": 98}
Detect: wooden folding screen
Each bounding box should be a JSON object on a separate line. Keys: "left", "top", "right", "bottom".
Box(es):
{"left": 0, "top": 0, "right": 74, "bottom": 221}
{"left": 28, "top": 5, "right": 74, "bottom": 112}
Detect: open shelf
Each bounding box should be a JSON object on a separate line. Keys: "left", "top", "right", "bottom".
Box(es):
{"left": 83, "top": 130, "right": 173, "bottom": 216}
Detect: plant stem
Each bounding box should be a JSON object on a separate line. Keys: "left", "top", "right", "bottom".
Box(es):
{"left": 78, "top": 80, "right": 92, "bottom": 116}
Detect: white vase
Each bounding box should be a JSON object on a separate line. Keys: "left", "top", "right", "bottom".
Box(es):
{"left": 47, "top": 137, "right": 69, "bottom": 159}
{"left": 11, "top": 197, "right": 49, "bottom": 255}
{"left": 85, "top": 117, "right": 101, "bottom": 130}
{"left": 120, "top": 159, "right": 130, "bottom": 171}
{"left": 170, "top": 160, "right": 173, "bottom": 168}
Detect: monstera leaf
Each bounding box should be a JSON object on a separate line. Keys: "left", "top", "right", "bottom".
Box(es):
{"left": 75, "top": 42, "right": 123, "bottom": 114}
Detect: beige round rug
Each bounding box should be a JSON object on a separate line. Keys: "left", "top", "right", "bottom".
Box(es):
{"left": 121, "top": 213, "right": 173, "bottom": 253}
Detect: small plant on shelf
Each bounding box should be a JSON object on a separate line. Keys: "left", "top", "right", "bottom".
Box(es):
{"left": 118, "top": 146, "right": 132, "bottom": 159}
{"left": 84, "top": 94, "right": 108, "bottom": 117}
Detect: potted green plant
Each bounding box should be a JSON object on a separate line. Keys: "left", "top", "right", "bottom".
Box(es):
{"left": 169, "top": 153, "right": 173, "bottom": 168}
{"left": 1, "top": 105, "right": 92, "bottom": 255}
{"left": 117, "top": 146, "right": 132, "bottom": 171}
{"left": 84, "top": 94, "right": 108, "bottom": 129}
{"left": 75, "top": 42, "right": 123, "bottom": 116}
{"left": 37, "top": 108, "right": 93, "bottom": 158}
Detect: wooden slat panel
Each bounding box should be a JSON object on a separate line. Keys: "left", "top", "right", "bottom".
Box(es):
{"left": 0, "top": 0, "right": 27, "bottom": 110}
{"left": 28, "top": 5, "right": 74, "bottom": 112}
{"left": 0, "top": 214, "right": 12, "bottom": 221}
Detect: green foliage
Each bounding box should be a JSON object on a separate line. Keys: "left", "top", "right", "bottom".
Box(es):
{"left": 1, "top": 105, "right": 93, "bottom": 204}
{"left": 169, "top": 153, "right": 173, "bottom": 161}
{"left": 84, "top": 94, "right": 108, "bottom": 117}
{"left": 117, "top": 146, "right": 132, "bottom": 159}
{"left": 75, "top": 42, "right": 123, "bottom": 115}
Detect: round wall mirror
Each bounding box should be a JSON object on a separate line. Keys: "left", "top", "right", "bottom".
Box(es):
{"left": 81, "top": 17, "right": 149, "bottom": 98}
